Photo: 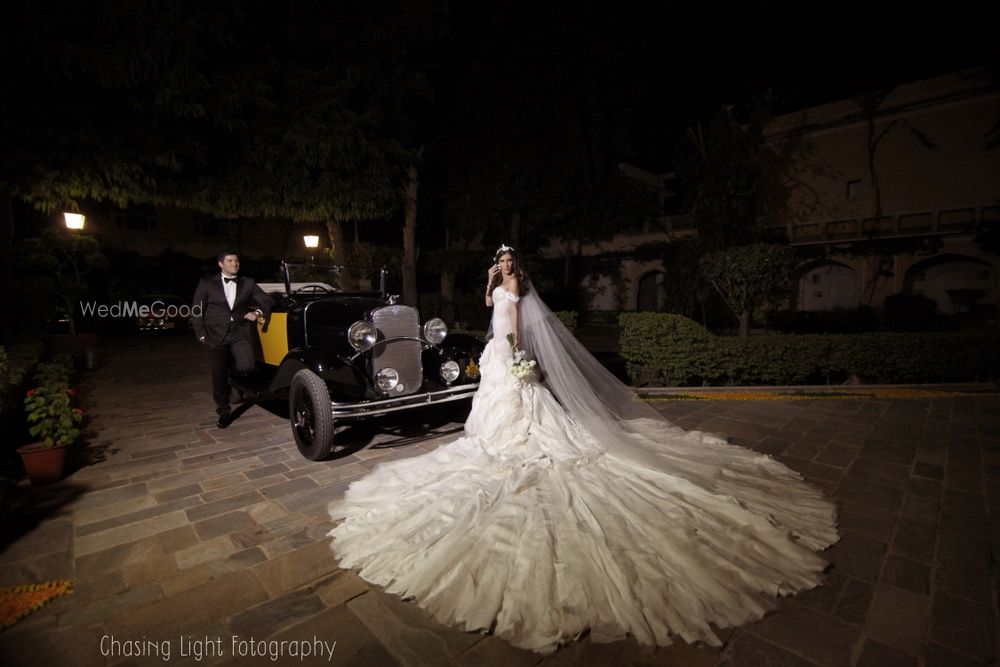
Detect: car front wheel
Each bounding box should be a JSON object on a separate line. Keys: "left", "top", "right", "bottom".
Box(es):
{"left": 289, "top": 369, "right": 335, "bottom": 460}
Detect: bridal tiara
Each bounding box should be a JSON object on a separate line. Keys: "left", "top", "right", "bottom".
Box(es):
{"left": 497, "top": 243, "right": 514, "bottom": 254}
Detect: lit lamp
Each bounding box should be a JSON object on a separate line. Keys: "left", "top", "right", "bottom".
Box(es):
{"left": 303, "top": 234, "right": 320, "bottom": 266}
{"left": 64, "top": 212, "right": 86, "bottom": 230}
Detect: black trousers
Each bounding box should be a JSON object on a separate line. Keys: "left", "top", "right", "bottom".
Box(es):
{"left": 208, "top": 324, "right": 255, "bottom": 415}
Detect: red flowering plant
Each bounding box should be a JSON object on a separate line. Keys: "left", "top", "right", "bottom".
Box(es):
{"left": 23, "top": 355, "right": 81, "bottom": 448}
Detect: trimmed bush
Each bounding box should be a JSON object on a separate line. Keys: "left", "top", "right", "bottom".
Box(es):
{"left": 619, "top": 312, "right": 999, "bottom": 387}
{"left": 554, "top": 311, "right": 578, "bottom": 331}
{"left": 618, "top": 313, "right": 716, "bottom": 386}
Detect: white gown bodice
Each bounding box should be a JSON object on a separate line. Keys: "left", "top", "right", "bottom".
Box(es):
{"left": 490, "top": 285, "right": 519, "bottom": 353}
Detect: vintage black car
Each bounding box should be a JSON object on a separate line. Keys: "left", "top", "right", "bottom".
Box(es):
{"left": 231, "top": 263, "right": 483, "bottom": 460}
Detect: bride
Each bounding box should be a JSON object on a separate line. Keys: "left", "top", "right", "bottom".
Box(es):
{"left": 329, "top": 244, "right": 838, "bottom": 654}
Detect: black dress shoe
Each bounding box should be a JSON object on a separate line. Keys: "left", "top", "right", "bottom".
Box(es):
{"left": 216, "top": 413, "right": 232, "bottom": 429}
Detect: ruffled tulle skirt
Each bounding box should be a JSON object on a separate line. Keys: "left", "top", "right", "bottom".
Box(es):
{"left": 329, "top": 340, "right": 838, "bottom": 653}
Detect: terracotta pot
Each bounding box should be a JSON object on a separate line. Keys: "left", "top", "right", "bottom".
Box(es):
{"left": 16, "top": 442, "right": 70, "bottom": 485}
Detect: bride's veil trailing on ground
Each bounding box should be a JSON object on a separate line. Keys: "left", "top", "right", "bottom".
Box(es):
{"left": 512, "top": 282, "right": 722, "bottom": 481}
{"left": 484, "top": 276, "right": 837, "bottom": 550}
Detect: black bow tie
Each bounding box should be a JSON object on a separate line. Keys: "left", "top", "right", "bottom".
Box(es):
{"left": 224, "top": 277, "right": 237, "bottom": 284}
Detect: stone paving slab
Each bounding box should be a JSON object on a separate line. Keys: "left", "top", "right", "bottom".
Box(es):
{"left": 1, "top": 336, "right": 998, "bottom": 666}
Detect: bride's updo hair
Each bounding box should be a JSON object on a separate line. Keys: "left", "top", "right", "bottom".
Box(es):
{"left": 491, "top": 245, "right": 529, "bottom": 297}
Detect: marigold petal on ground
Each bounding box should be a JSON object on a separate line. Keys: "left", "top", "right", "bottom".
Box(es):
{"left": 0, "top": 580, "right": 74, "bottom": 630}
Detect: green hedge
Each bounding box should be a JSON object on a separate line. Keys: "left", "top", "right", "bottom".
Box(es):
{"left": 619, "top": 313, "right": 1000, "bottom": 386}
{"left": 554, "top": 311, "right": 577, "bottom": 331}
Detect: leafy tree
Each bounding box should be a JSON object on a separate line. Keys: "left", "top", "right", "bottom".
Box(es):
{"left": 700, "top": 243, "right": 798, "bottom": 337}
{"left": 634, "top": 239, "right": 716, "bottom": 324}
{"left": 673, "top": 96, "right": 790, "bottom": 251}
{"left": 23, "top": 229, "right": 109, "bottom": 336}
{"left": 852, "top": 89, "right": 937, "bottom": 305}
{"left": 427, "top": 248, "right": 485, "bottom": 323}
{"left": 1, "top": 1, "right": 255, "bottom": 340}
{"left": 3, "top": 1, "right": 444, "bottom": 305}
{"left": 436, "top": 3, "right": 652, "bottom": 270}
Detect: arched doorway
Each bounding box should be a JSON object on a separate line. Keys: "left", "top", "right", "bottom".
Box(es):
{"left": 797, "top": 262, "right": 859, "bottom": 311}
{"left": 904, "top": 254, "right": 997, "bottom": 314}
{"left": 636, "top": 271, "right": 665, "bottom": 311}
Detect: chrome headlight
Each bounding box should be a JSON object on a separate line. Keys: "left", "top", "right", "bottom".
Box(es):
{"left": 439, "top": 360, "right": 460, "bottom": 384}
{"left": 348, "top": 321, "right": 377, "bottom": 351}
{"left": 375, "top": 367, "right": 399, "bottom": 392}
{"left": 423, "top": 318, "right": 448, "bottom": 344}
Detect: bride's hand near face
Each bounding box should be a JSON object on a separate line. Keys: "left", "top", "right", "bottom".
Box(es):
{"left": 485, "top": 265, "right": 500, "bottom": 305}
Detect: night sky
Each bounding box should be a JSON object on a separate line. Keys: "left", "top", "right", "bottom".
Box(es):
{"left": 445, "top": 5, "right": 992, "bottom": 171}
{"left": 3, "top": 2, "right": 993, "bottom": 218}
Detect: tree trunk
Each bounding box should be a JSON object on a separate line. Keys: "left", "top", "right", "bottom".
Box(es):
{"left": 402, "top": 164, "right": 419, "bottom": 306}
{"left": 510, "top": 211, "right": 521, "bottom": 249}
{"left": 738, "top": 310, "right": 751, "bottom": 337}
{"left": 325, "top": 220, "right": 346, "bottom": 262}
{"left": 0, "top": 190, "right": 13, "bottom": 343}
{"left": 562, "top": 239, "right": 574, "bottom": 288}
{"left": 441, "top": 271, "right": 455, "bottom": 324}
{"left": 326, "top": 219, "right": 352, "bottom": 290}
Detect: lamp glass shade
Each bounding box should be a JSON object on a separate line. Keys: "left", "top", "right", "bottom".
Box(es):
{"left": 64, "top": 212, "right": 86, "bottom": 230}
{"left": 303, "top": 234, "right": 320, "bottom": 248}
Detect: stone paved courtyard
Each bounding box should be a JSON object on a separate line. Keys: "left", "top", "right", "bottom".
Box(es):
{"left": 1, "top": 336, "right": 998, "bottom": 666}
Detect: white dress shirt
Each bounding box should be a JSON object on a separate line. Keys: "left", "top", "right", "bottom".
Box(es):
{"left": 223, "top": 274, "right": 237, "bottom": 310}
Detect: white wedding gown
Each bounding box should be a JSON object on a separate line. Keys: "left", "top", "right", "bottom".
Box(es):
{"left": 329, "top": 286, "right": 838, "bottom": 653}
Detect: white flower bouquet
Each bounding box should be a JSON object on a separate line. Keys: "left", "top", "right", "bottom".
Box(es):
{"left": 506, "top": 334, "right": 538, "bottom": 382}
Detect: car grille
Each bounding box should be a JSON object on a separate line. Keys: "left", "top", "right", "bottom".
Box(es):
{"left": 371, "top": 305, "right": 421, "bottom": 395}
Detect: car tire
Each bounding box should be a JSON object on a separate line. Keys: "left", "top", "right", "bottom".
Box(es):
{"left": 289, "top": 369, "right": 335, "bottom": 460}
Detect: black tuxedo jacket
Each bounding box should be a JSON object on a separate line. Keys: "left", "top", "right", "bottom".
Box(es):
{"left": 190, "top": 274, "right": 275, "bottom": 346}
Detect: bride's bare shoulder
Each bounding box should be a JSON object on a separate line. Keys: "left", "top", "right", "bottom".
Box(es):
{"left": 499, "top": 277, "right": 520, "bottom": 300}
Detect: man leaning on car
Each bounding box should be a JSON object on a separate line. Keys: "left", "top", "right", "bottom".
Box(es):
{"left": 191, "top": 250, "right": 274, "bottom": 428}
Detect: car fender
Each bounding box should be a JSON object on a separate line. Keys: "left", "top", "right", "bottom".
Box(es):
{"left": 272, "top": 347, "right": 365, "bottom": 396}
{"left": 439, "top": 333, "right": 485, "bottom": 360}
{"left": 425, "top": 333, "right": 485, "bottom": 384}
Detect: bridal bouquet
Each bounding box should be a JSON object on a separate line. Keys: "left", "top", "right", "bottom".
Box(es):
{"left": 506, "top": 334, "right": 538, "bottom": 382}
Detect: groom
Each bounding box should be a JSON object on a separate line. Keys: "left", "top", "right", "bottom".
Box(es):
{"left": 190, "top": 250, "right": 274, "bottom": 428}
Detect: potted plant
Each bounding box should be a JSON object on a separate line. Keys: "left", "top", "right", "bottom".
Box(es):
{"left": 17, "top": 357, "right": 82, "bottom": 485}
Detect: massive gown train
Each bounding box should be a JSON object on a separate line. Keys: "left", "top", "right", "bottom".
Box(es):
{"left": 329, "top": 285, "right": 838, "bottom": 654}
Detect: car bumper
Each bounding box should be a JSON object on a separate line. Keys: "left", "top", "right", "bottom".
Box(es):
{"left": 330, "top": 383, "right": 478, "bottom": 420}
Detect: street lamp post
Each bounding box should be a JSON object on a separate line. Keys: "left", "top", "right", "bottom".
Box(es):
{"left": 303, "top": 234, "right": 319, "bottom": 265}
